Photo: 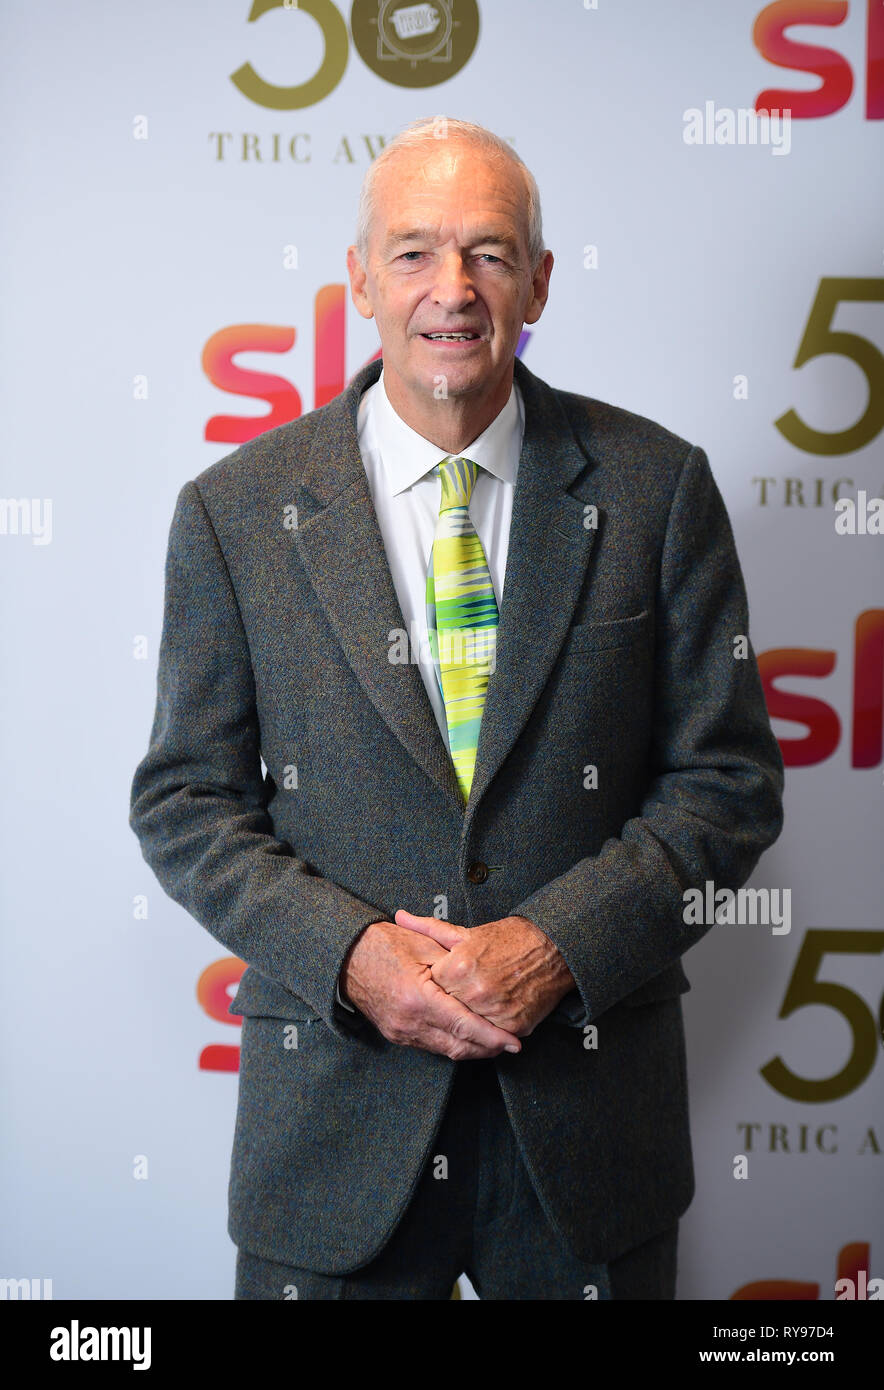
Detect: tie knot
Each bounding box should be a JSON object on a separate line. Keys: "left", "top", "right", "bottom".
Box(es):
{"left": 437, "top": 455, "right": 478, "bottom": 512}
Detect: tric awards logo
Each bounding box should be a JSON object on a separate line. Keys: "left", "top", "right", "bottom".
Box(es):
{"left": 231, "top": 0, "right": 480, "bottom": 109}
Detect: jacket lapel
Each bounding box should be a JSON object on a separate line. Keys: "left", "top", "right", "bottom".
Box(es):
{"left": 465, "top": 358, "right": 598, "bottom": 815}
{"left": 294, "top": 358, "right": 465, "bottom": 813}
{"left": 293, "top": 355, "right": 599, "bottom": 817}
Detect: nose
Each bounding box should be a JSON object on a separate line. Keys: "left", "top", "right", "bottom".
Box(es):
{"left": 431, "top": 251, "right": 477, "bottom": 311}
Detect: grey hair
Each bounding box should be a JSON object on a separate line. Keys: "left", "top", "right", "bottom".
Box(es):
{"left": 354, "top": 116, "right": 545, "bottom": 271}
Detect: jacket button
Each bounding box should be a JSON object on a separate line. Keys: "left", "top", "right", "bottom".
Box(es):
{"left": 467, "top": 861, "right": 489, "bottom": 884}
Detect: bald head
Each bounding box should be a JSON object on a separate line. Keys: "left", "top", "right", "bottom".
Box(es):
{"left": 355, "top": 117, "right": 544, "bottom": 273}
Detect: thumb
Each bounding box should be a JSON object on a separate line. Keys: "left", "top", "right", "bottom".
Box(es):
{"left": 394, "top": 909, "right": 468, "bottom": 950}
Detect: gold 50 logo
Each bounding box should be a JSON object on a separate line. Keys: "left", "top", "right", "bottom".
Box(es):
{"left": 231, "top": 0, "right": 480, "bottom": 109}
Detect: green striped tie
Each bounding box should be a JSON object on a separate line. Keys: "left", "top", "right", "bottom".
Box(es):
{"left": 425, "top": 456, "right": 499, "bottom": 802}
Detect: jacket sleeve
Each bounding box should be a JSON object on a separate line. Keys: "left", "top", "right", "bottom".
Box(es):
{"left": 513, "top": 444, "right": 785, "bottom": 1025}
{"left": 129, "top": 480, "right": 387, "bottom": 1038}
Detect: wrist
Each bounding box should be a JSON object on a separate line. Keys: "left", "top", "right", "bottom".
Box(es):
{"left": 519, "top": 916, "right": 577, "bottom": 998}
{"left": 340, "top": 921, "right": 382, "bottom": 1013}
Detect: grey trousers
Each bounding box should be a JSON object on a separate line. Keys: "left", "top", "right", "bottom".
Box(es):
{"left": 235, "top": 1057, "right": 678, "bottom": 1300}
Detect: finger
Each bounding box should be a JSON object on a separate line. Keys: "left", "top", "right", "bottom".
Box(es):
{"left": 429, "top": 971, "right": 514, "bottom": 1033}
{"left": 415, "top": 1025, "right": 511, "bottom": 1061}
{"left": 427, "top": 984, "right": 521, "bottom": 1054}
{"left": 428, "top": 955, "right": 465, "bottom": 996}
{"left": 395, "top": 909, "right": 468, "bottom": 949}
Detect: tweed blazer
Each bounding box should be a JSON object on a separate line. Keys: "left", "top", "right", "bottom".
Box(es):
{"left": 130, "top": 354, "right": 784, "bottom": 1273}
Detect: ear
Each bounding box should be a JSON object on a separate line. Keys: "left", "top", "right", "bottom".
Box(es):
{"left": 524, "top": 249, "right": 554, "bottom": 326}
{"left": 347, "top": 245, "right": 374, "bottom": 321}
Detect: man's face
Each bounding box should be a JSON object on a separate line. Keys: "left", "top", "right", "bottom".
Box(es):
{"left": 347, "top": 141, "right": 552, "bottom": 410}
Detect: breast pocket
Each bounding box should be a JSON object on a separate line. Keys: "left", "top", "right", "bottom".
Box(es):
{"left": 561, "top": 608, "right": 652, "bottom": 655}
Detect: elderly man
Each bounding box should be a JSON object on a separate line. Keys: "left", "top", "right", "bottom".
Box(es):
{"left": 130, "top": 116, "right": 784, "bottom": 1300}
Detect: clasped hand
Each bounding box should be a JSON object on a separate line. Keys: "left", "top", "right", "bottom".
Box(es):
{"left": 340, "top": 909, "right": 576, "bottom": 1061}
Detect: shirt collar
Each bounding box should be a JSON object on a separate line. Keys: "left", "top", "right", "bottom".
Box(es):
{"left": 366, "top": 366, "right": 524, "bottom": 498}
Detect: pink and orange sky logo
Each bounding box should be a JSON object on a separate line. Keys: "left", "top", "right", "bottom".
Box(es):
{"left": 202, "top": 286, "right": 532, "bottom": 445}
{"left": 754, "top": 0, "right": 883, "bottom": 118}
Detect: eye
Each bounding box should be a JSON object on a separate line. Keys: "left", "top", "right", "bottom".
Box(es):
{"left": 400, "top": 251, "right": 424, "bottom": 261}
{"left": 477, "top": 253, "right": 502, "bottom": 263}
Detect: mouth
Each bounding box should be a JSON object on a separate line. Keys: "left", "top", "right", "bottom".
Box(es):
{"left": 419, "top": 331, "right": 483, "bottom": 345}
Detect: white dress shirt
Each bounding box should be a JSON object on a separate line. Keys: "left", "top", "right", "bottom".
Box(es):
{"left": 335, "top": 367, "right": 524, "bottom": 1014}
{"left": 356, "top": 365, "right": 525, "bottom": 745}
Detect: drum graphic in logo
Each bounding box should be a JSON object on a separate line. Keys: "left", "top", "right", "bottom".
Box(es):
{"left": 351, "top": 0, "right": 480, "bottom": 87}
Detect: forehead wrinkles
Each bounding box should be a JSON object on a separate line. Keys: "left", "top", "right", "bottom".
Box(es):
{"left": 374, "top": 149, "right": 528, "bottom": 244}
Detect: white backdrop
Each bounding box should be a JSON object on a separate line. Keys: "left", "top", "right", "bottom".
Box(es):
{"left": 1, "top": 0, "right": 881, "bottom": 1300}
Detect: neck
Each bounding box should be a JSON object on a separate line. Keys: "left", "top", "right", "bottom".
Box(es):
{"left": 381, "top": 366, "right": 513, "bottom": 455}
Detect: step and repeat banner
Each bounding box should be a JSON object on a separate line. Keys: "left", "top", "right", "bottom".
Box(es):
{"left": 1, "top": 0, "right": 881, "bottom": 1301}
